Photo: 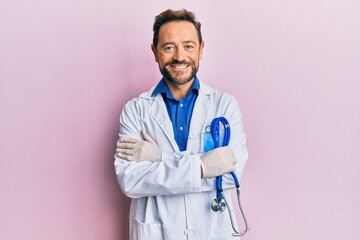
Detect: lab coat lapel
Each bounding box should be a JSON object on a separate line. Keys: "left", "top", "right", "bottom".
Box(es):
{"left": 148, "top": 95, "right": 179, "bottom": 151}
{"left": 188, "top": 82, "right": 212, "bottom": 140}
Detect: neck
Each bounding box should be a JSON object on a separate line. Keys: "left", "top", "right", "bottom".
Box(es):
{"left": 164, "top": 78, "right": 195, "bottom": 100}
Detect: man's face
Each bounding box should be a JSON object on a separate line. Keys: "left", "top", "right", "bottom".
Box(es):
{"left": 152, "top": 21, "right": 204, "bottom": 86}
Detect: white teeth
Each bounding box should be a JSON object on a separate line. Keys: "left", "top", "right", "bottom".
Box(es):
{"left": 173, "top": 65, "right": 188, "bottom": 69}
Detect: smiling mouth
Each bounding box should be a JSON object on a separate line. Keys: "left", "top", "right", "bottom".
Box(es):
{"left": 169, "top": 64, "right": 189, "bottom": 70}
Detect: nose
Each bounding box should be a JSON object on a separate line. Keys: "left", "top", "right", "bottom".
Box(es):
{"left": 173, "top": 47, "right": 186, "bottom": 62}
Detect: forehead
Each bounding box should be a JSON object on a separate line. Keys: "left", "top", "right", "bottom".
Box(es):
{"left": 158, "top": 21, "right": 198, "bottom": 44}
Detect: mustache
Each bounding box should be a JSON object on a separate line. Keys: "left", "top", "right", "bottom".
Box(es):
{"left": 164, "top": 60, "right": 194, "bottom": 67}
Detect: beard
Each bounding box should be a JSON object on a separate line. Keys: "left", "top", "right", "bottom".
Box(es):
{"left": 159, "top": 59, "right": 198, "bottom": 86}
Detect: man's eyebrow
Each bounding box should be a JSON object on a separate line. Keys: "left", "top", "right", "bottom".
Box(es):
{"left": 160, "top": 42, "right": 176, "bottom": 48}
{"left": 183, "top": 40, "right": 197, "bottom": 45}
{"left": 160, "top": 41, "right": 197, "bottom": 48}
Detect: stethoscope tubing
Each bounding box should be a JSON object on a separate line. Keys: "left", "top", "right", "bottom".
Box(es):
{"left": 211, "top": 117, "right": 239, "bottom": 198}
{"left": 210, "top": 117, "right": 250, "bottom": 237}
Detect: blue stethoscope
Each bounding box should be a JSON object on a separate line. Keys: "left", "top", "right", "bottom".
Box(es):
{"left": 209, "top": 117, "right": 250, "bottom": 237}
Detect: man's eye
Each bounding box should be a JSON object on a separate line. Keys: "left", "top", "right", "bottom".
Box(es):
{"left": 185, "top": 45, "right": 194, "bottom": 50}
{"left": 164, "top": 46, "right": 174, "bottom": 52}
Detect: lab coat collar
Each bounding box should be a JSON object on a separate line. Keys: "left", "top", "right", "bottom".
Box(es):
{"left": 140, "top": 80, "right": 214, "bottom": 100}
{"left": 151, "top": 77, "right": 200, "bottom": 99}
{"left": 143, "top": 80, "right": 215, "bottom": 151}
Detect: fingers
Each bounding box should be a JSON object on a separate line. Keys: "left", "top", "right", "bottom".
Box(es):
{"left": 116, "top": 131, "right": 158, "bottom": 162}
{"left": 117, "top": 152, "right": 133, "bottom": 161}
{"left": 141, "top": 130, "right": 155, "bottom": 144}
{"left": 117, "top": 142, "right": 136, "bottom": 149}
{"left": 119, "top": 137, "right": 139, "bottom": 144}
{"left": 229, "top": 148, "right": 237, "bottom": 165}
{"left": 116, "top": 141, "right": 135, "bottom": 159}
{"left": 224, "top": 147, "right": 237, "bottom": 172}
{"left": 116, "top": 137, "right": 139, "bottom": 161}
{"left": 116, "top": 148, "right": 133, "bottom": 155}
{"left": 116, "top": 146, "right": 133, "bottom": 158}
{"left": 116, "top": 138, "right": 137, "bottom": 161}
{"left": 216, "top": 146, "right": 237, "bottom": 165}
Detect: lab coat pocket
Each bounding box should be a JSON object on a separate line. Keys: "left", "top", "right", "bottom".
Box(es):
{"left": 203, "top": 131, "right": 214, "bottom": 153}
{"left": 133, "top": 218, "right": 165, "bottom": 240}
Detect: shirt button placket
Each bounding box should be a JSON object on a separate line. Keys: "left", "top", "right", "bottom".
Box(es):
{"left": 178, "top": 102, "right": 184, "bottom": 131}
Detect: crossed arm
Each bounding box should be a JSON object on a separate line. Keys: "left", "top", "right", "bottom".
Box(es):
{"left": 114, "top": 97, "right": 248, "bottom": 198}
{"left": 116, "top": 129, "right": 237, "bottom": 178}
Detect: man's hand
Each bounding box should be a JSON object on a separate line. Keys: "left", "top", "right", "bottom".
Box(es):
{"left": 200, "top": 146, "right": 237, "bottom": 178}
{"left": 116, "top": 130, "right": 162, "bottom": 162}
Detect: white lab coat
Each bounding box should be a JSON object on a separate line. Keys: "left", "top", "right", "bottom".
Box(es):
{"left": 114, "top": 81, "right": 248, "bottom": 240}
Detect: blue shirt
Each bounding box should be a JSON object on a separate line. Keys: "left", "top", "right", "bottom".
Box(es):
{"left": 152, "top": 77, "right": 200, "bottom": 151}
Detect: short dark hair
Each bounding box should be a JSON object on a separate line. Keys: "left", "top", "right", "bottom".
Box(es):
{"left": 153, "top": 9, "right": 202, "bottom": 48}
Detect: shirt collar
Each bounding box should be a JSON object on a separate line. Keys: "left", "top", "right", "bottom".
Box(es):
{"left": 151, "top": 77, "right": 200, "bottom": 99}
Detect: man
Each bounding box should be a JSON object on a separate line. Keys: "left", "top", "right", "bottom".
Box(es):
{"left": 114, "top": 9, "right": 248, "bottom": 240}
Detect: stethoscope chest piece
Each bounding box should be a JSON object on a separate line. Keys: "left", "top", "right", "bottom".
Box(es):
{"left": 211, "top": 198, "right": 226, "bottom": 212}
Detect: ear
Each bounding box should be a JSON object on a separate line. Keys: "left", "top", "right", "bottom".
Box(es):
{"left": 151, "top": 44, "right": 158, "bottom": 63}
{"left": 199, "top": 41, "right": 205, "bottom": 60}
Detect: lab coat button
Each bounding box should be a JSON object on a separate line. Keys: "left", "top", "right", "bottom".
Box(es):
{"left": 184, "top": 229, "right": 188, "bottom": 235}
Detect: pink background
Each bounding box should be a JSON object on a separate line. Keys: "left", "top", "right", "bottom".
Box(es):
{"left": 1, "top": 0, "right": 359, "bottom": 239}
